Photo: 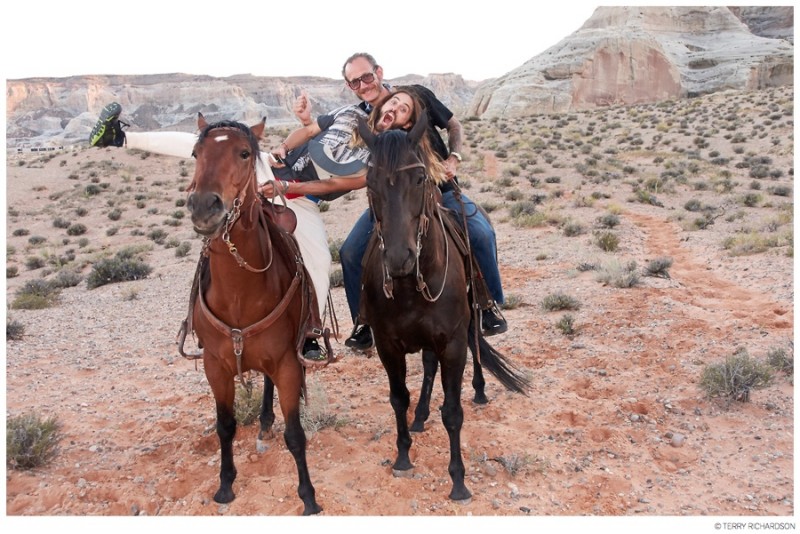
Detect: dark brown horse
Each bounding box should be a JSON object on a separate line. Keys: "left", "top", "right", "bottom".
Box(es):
{"left": 181, "top": 114, "right": 320, "bottom": 515}
{"left": 357, "top": 116, "right": 530, "bottom": 502}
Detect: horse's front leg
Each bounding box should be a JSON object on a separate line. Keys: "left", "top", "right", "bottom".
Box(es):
{"left": 411, "top": 349, "right": 437, "bottom": 432}
{"left": 378, "top": 347, "right": 413, "bottom": 474}
{"left": 205, "top": 363, "right": 238, "bottom": 504}
{"left": 258, "top": 374, "right": 276, "bottom": 442}
{"left": 274, "top": 362, "right": 322, "bottom": 516}
{"left": 439, "top": 347, "right": 472, "bottom": 502}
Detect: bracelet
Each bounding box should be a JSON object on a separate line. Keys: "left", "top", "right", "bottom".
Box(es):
{"left": 280, "top": 142, "right": 289, "bottom": 153}
{"left": 280, "top": 180, "right": 289, "bottom": 194}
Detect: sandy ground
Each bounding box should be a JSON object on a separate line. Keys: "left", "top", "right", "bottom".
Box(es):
{"left": 4, "top": 87, "right": 794, "bottom": 530}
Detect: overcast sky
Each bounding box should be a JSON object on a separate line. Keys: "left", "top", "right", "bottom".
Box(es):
{"left": 3, "top": 0, "right": 599, "bottom": 81}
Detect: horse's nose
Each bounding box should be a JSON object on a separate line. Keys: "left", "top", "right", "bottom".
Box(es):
{"left": 187, "top": 191, "right": 224, "bottom": 216}
{"left": 384, "top": 247, "right": 416, "bottom": 278}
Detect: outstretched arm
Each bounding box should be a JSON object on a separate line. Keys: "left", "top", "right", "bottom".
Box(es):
{"left": 270, "top": 121, "right": 322, "bottom": 164}
{"left": 260, "top": 175, "right": 366, "bottom": 197}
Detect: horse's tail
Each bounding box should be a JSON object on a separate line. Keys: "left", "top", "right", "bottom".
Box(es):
{"left": 468, "top": 328, "right": 530, "bottom": 395}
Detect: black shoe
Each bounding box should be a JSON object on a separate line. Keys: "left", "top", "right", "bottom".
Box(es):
{"left": 302, "top": 338, "right": 325, "bottom": 362}
{"left": 481, "top": 306, "right": 508, "bottom": 336}
{"left": 345, "top": 324, "right": 374, "bottom": 350}
{"left": 89, "top": 102, "right": 127, "bottom": 148}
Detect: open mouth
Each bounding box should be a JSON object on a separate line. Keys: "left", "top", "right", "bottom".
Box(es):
{"left": 379, "top": 111, "right": 395, "bottom": 130}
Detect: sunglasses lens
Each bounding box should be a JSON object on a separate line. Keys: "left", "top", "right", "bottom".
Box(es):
{"left": 348, "top": 72, "right": 375, "bottom": 89}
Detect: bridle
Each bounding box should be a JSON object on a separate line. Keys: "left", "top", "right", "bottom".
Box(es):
{"left": 369, "top": 161, "right": 450, "bottom": 302}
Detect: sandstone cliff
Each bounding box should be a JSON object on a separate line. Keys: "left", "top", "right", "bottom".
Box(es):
{"left": 6, "top": 73, "right": 477, "bottom": 148}
{"left": 467, "top": 6, "right": 793, "bottom": 118}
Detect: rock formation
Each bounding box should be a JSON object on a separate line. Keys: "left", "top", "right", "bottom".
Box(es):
{"left": 467, "top": 6, "right": 793, "bottom": 118}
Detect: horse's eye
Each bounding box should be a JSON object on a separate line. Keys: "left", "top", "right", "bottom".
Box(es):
{"left": 240, "top": 150, "right": 251, "bottom": 160}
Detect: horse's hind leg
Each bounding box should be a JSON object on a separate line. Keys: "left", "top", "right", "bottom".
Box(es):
{"left": 258, "top": 374, "right": 276, "bottom": 441}
{"left": 439, "top": 354, "right": 472, "bottom": 502}
{"left": 411, "top": 349, "right": 438, "bottom": 432}
{"left": 468, "top": 328, "right": 488, "bottom": 404}
{"left": 275, "top": 366, "right": 321, "bottom": 515}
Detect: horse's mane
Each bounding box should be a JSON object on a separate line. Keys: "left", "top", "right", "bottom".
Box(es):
{"left": 199, "top": 120, "right": 262, "bottom": 163}
{"left": 370, "top": 130, "right": 418, "bottom": 181}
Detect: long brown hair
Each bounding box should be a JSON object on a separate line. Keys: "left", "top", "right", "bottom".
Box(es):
{"left": 352, "top": 86, "right": 447, "bottom": 184}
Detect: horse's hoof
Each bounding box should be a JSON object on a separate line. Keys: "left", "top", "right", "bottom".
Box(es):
{"left": 472, "top": 394, "right": 489, "bottom": 405}
{"left": 449, "top": 488, "right": 472, "bottom": 503}
{"left": 392, "top": 467, "right": 415, "bottom": 478}
{"left": 409, "top": 421, "right": 425, "bottom": 433}
{"left": 213, "top": 488, "right": 235, "bottom": 504}
{"left": 303, "top": 503, "right": 323, "bottom": 515}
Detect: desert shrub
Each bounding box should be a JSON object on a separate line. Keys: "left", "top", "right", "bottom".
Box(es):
{"left": 700, "top": 348, "right": 773, "bottom": 402}
{"left": 23, "top": 255, "right": 44, "bottom": 269}
{"left": 175, "top": 242, "right": 192, "bottom": 258}
{"left": 563, "top": 222, "right": 585, "bottom": 237}
{"left": 147, "top": 228, "right": 168, "bottom": 244}
{"left": 556, "top": 314, "right": 575, "bottom": 336}
{"left": 300, "top": 377, "right": 338, "bottom": 434}
{"left": 108, "top": 208, "right": 122, "bottom": 221}
{"left": 595, "top": 259, "right": 640, "bottom": 288}
{"left": 11, "top": 279, "right": 61, "bottom": 309}
{"left": 741, "top": 193, "right": 762, "bottom": 207}
{"left": 500, "top": 293, "right": 523, "bottom": 310}
{"left": 684, "top": 199, "right": 703, "bottom": 212}
{"left": 7, "top": 318, "right": 25, "bottom": 340}
{"left": 594, "top": 231, "right": 619, "bottom": 252}
{"left": 12, "top": 228, "right": 30, "bottom": 237}
{"left": 66, "top": 223, "right": 87, "bottom": 236}
{"left": 328, "top": 238, "right": 343, "bottom": 263}
{"left": 7, "top": 265, "right": 19, "bottom": 278}
{"left": 51, "top": 269, "right": 83, "bottom": 288}
{"left": 541, "top": 292, "right": 581, "bottom": 312}
{"left": 644, "top": 257, "right": 673, "bottom": 278}
{"left": 86, "top": 251, "right": 153, "bottom": 289}
{"left": 596, "top": 213, "right": 620, "bottom": 228}
{"left": 52, "top": 216, "right": 71, "bottom": 229}
{"left": 27, "top": 235, "right": 46, "bottom": 246}
{"left": 7, "top": 412, "right": 62, "bottom": 469}
{"left": 329, "top": 267, "right": 344, "bottom": 288}
{"left": 84, "top": 184, "right": 102, "bottom": 196}
{"left": 766, "top": 347, "right": 793, "bottom": 375}
{"left": 234, "top": 383, "right": 262, "bottom": 426}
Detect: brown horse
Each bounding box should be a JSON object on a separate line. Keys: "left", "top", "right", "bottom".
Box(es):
{"left": 357, "top": 116, "right": 530, "bottom": 502}
{"left": 182, "top": 114, "right": 321, "bottom": 515}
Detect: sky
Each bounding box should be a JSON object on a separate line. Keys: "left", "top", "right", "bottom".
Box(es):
{"left": 3, "top": 0, "right": 599, "bottom": 82}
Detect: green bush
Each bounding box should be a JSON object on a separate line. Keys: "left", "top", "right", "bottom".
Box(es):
{"left": 11, "top": 279, "right": 61, "bottom": 309}
{"left": 7, "top": 412, "right": 62, "bottom": 469}
{"left": 7, "top": 318, "right": 25, "bottom": 340}
{"left": 86, "top": 252, "right": 153, "bottom": 289}
{"left": 234, "top": 384, "right": 263, "bottom": 426}
{"left": 700, "top": 348, "right": 773, "bottom": 402}
{"left": 541, "top": 292, "right": 581, "bottom": 312}
{"left": 644, "top": 257, "right": 673, "bottom": 278}
{"left": 556, "top": 314, "right": 575, "bottom": 336}
{"left": 594, "top": 231, "right": 619, "bottom": 252}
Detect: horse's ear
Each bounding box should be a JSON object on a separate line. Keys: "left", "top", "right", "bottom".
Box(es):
{"left": 198, "top": 112, "right": 208, "bottom": 130}
{"left": 408, "top": 111, "right": 428, "bottom": 146}
{"left": 357, "top": 115, "right": 376, "bottom": 149}
{"left": 251, "top": 117, "right": 266, "bottom": 140}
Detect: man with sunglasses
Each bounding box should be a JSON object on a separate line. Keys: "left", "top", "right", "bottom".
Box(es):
{"left": 294, "top": 53, "right": 508, "bottom": 350}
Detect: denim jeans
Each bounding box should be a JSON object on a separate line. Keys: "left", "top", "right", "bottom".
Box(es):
{"left": 339, "top": 190, "right": 504, "bottom": 323}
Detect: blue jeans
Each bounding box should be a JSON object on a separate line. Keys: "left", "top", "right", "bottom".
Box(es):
{"left": 339, "top": 189, "right": 504, "bottom": 323}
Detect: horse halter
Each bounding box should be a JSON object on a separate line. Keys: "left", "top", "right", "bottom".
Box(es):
{"left": 199, "top": 127, "right": 274, "bottom": 274}
{"left": 369, "top": 162, "right": 450, "bottom": 302}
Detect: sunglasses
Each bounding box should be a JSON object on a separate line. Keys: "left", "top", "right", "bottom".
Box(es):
{"left": 346, "top": 71, "right": 376, "bottom": 90}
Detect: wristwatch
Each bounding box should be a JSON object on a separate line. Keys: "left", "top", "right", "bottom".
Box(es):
{"left": 450, "top": 152, "right": 462, "bottom": 162}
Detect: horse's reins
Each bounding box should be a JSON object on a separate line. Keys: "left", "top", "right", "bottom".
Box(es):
{"left": 371, "top": 161, "right": 450, "bottom": 302}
